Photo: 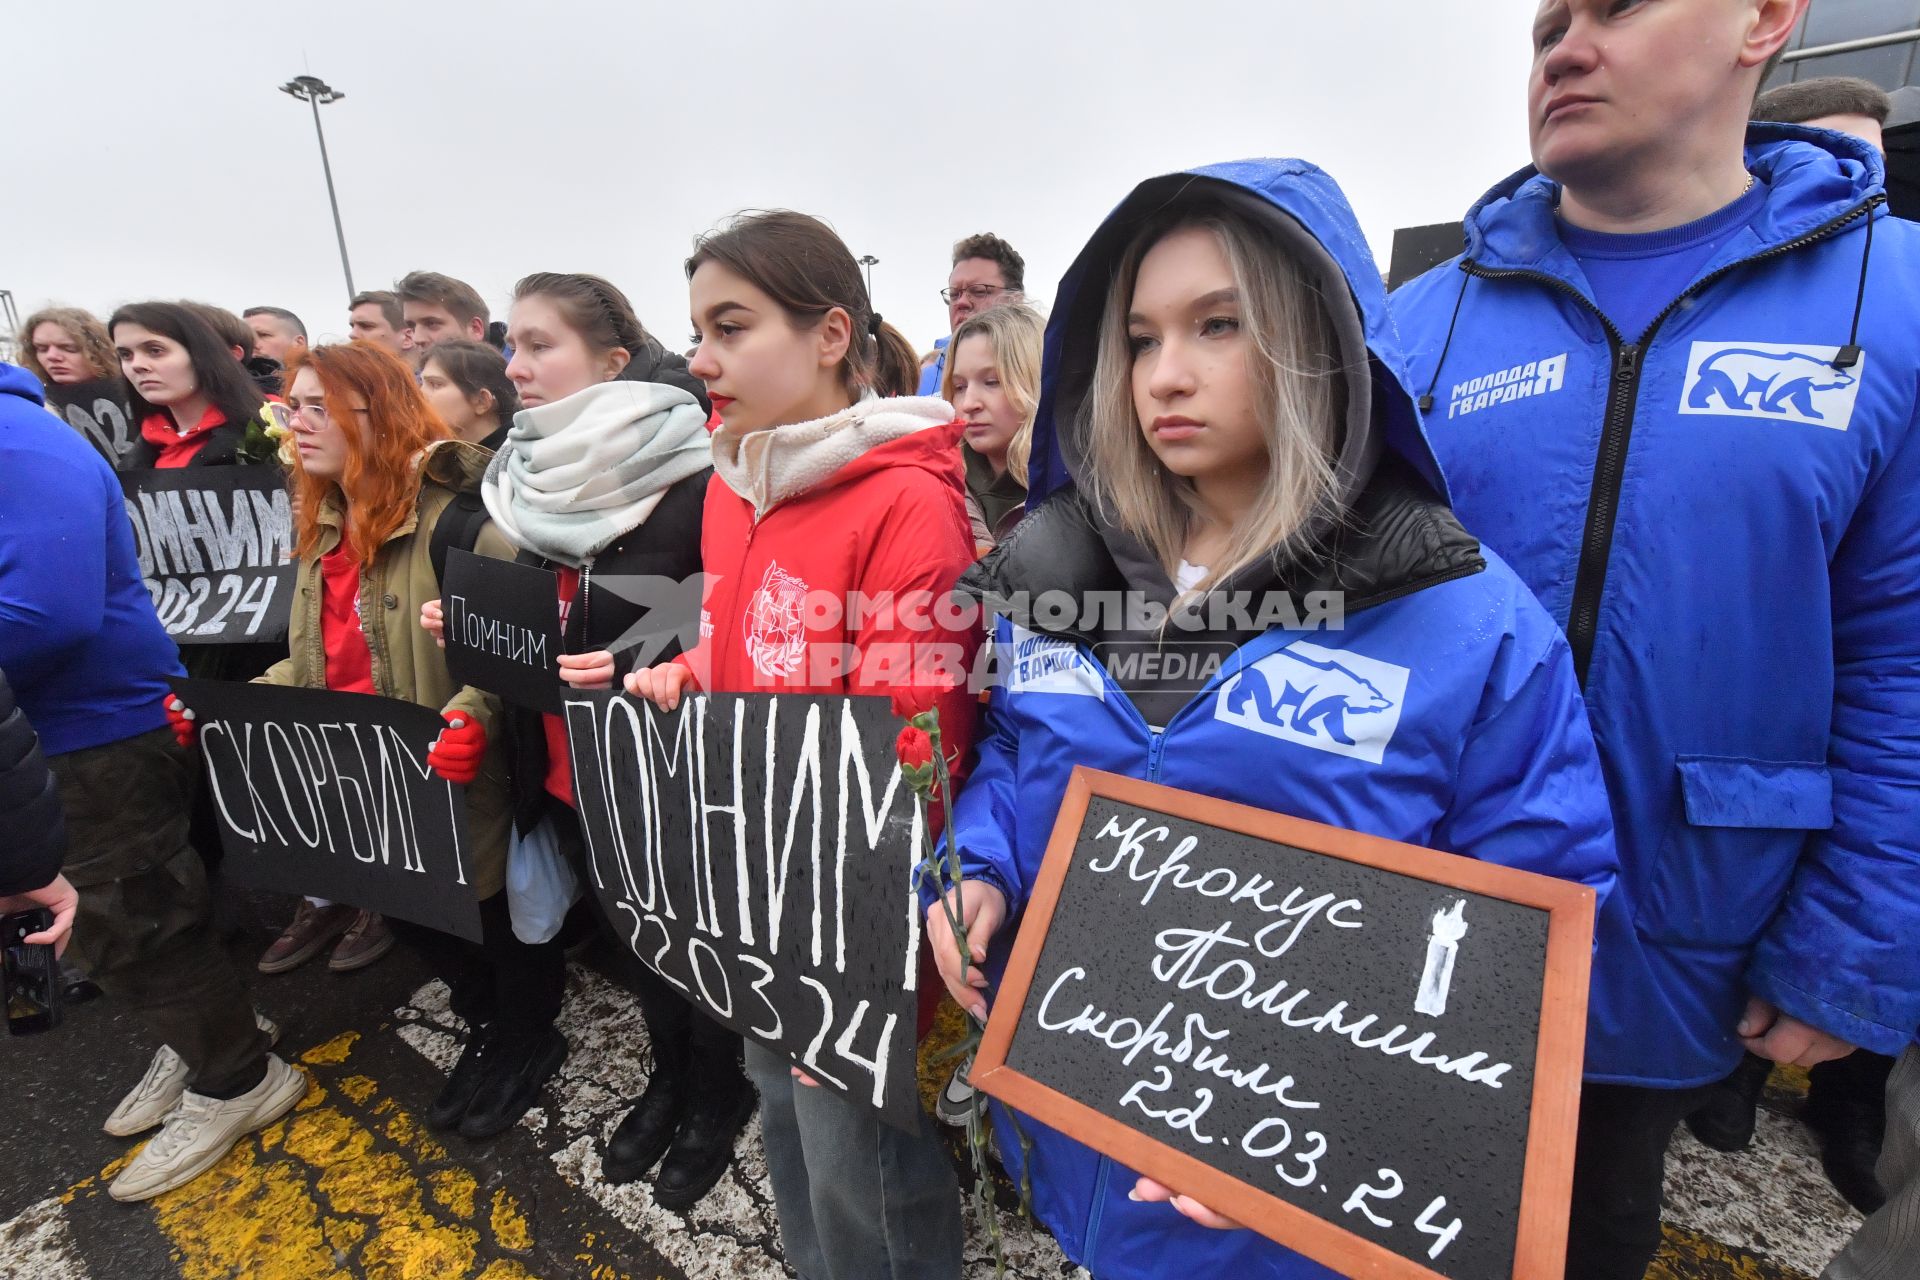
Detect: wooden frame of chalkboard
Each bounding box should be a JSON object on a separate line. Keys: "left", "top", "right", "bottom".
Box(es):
{"left": 972, "top": 766, "right": 1593, "bottom": 1280}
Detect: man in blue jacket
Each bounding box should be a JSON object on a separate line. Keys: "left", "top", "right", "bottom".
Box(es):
{"left": 1393, "top": 2, "right": 1920, "bottom": 1277}
{"left": 0, "top": 363, "right": 305, "bottom": 1201}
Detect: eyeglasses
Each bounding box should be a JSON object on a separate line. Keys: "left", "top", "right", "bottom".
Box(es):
{"left": 285, "top": 401, "right": 369, "bottom": 426}
{"left": 940, "top": 284, "right": 1015, "bottom": 305}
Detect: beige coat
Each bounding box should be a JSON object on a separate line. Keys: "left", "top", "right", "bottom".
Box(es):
{"left": 257, "top": 441, "right": 515, "bottom": 899}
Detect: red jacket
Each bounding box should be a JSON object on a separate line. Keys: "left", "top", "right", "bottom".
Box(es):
{"left": 681, "top": 400, "right": 981, "bottom": 767}
{"left": 683, "top": 401, "right": 981, "bottom": 1034}
{"left": 139, "top": 405, "right": 226, "bottom": 468}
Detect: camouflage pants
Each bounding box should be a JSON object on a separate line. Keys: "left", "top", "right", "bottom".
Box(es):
{"left": 50, "top": 727, "right": 268, "bottom": 1095}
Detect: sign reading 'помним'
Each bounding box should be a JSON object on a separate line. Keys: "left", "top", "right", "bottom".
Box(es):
{"left": 565, "top": 690, "right": 925, "bottom": 1129}
{"left": 440, "top": 547, "right": 564, "bottom": 713}
{"left": 122, "top": 469, "right": 294, "bottom": 644}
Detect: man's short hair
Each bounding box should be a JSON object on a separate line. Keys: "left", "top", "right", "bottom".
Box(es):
{"left": 394, "top": 271, "right": 489, "bottom": 329}
{"left": 349, "top": 290, "right": 405, "bottom": 329}
{"left": 950, "top": 233, "right": 1025, "bottom": 295}
{"left": 1754, "top": 75, "right": 1894, "bottom": 126}
{"left": 241, "top": 305, "right": 306, "bottom": 340}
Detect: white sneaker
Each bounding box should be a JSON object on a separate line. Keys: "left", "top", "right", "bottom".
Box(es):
{"left": 103, "top": 1012, "right": 282, "bottom": 1138}
{"left": 108, "top": 1054, "right": 307, "bottom": 1202}
{"left": 935, "top": 1061, "right": 976, "bottom": 1128}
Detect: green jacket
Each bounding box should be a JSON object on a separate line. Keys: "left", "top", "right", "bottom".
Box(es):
{"left": 257, "top": 441, "right": 514, "bottom": 899}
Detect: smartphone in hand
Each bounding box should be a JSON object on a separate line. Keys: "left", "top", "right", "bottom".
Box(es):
{"left": 3, "top": 909, "right": 61, "bottom": 1035}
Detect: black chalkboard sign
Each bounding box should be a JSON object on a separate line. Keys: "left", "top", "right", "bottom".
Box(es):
{"left": 564, "top": 690, "right": 925, "bottom": 1130}
{"left": 173, "top": 677, "right": 482, "bottom": 942}
{"left": 441, "top": 547, "right": 564, "bottom": 713}
{"left": 973, "top": 769, "right": 1592, "bottom": 1280}
{"left": 121, "top": 468, "right": 295, "bottom": 645}
{"left": 46, "top": 378, "right": 137, "bottom": 468}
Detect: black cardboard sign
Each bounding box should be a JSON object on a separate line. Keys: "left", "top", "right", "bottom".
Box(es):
{"left": 174, "top": 677, "right": 482, "bottom": 942}
{"left": 440, "top": 548, "right": 564, "bottom": 713}
{"left": 121, "top": 468, "right": 295, "bottom": 645}
{"left": 973, "top": 769, "right": 1594, "bottom": 1280}
{"left": 564, "top": 690, "right": 925, "bottom": 1129}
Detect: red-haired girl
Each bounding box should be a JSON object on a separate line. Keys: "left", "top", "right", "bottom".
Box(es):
{"left": 168, "top": 342, "right": 567, "bottom": 1140}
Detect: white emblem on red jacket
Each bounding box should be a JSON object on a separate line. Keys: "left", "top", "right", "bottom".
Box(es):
{"left": 744, "top": 562, "right": 809, "bottom": 679}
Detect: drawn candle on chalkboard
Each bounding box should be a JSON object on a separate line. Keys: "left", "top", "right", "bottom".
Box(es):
{"left": 1415, "top": 899, "right": 1469, "bottom": 1018}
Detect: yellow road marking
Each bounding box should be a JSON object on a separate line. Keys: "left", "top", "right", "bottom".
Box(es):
{"left": 56, "top": 1029, "right": 634, "bottom": 1280}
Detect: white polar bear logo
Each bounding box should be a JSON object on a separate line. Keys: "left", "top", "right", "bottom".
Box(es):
{"left": 1678, "top": 341, "right": 1866, "bottom": 430}
{"left": 1213, "top": 640, "right": 1411, "bottom": 764}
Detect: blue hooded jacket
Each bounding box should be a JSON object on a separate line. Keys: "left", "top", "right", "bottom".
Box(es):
{"left": 945, "top": 160, "right": 1617, "bottom": 1280}
{"left": 1393, "top": 128, "right": 1920, "bottom": 1082}
{"left": 0, "top": 363, "right": 180, "bottom": 757}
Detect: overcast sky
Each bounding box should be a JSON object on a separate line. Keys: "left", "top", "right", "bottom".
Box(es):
{"left": 2, "top": 1, "right": 1542, "bottom": 358}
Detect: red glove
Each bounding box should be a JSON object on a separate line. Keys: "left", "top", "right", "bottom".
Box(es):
{"left": 426, "top": 712, "right": 486, "bottom": 785}
{"left": 164, "top": 695, "right": 197, "bottom": 748}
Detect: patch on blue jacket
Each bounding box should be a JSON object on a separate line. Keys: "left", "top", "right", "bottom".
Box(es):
{"left": 1213, "top": 640, "right": 1409, "bottom": 764}
{"left": 1001, "top": 624, "right": 1105, "bottom": 699}
{"left": 1678, "top": 341, "right": 1864, "bottom": 430}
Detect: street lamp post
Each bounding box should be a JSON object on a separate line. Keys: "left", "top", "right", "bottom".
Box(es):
{"left": 858, "top": 255, "right": 879, "bottom": 299}
{"left": 280, "top": 74, "right": 355, "bottom": 301}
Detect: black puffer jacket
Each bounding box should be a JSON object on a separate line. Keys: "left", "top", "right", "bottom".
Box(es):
{"left": 0, "top": 669, "right": 68, "bottom": 895}
{"left": 503, "top": 338, "right": 713, "bottom": 833}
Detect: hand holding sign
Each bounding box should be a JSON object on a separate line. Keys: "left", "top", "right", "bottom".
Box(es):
{"left": 164, "top": 695, "right": 197, "bottom": 748}
{"left": 557, "top": 650, "right": 616, "bottom": 690}
{"left": 420, "top": 599, "right": 446, "bottom": 648}
{"left": 426, "top": 714, "right": 486, "bottom": 785}
{"left": 1132, "top": 1177, "right": 1245, "bottom": 1231}
{"left": 622, "top": 662, "right": 696, "bottom": 712}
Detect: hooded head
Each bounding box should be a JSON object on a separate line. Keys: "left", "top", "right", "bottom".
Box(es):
{"left": 1029, "top": 159, "right": 1448, "bottom": 549}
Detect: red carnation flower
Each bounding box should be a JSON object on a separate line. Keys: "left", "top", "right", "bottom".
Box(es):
{"left": 891, "top": 683, "right": 942, "bottom": 723}
{"left": 896, "top": 725, "right": 935, "bottom": 770}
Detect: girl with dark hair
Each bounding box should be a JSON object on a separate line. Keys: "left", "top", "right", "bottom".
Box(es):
{"left": 625, "top": 210, "right": 978, "bottom": 1280}
{"left": 113, "top": 302, "right": 386, "bottom": 973}
{"left": 109, "top": 302, "right": 276, "bottom": 469}
{"left": 167, "top": 341, "right": 569, "bottom": 1140}
{"left": 420, "top": 340, "right": 521, "bottom": 448}
{"left": 419, "top": 271, "right": 734, "bottom": 1208}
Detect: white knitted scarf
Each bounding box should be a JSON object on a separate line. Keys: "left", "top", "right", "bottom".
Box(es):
{"left": 482, "top": 380, "right": 711, "bottom": 567}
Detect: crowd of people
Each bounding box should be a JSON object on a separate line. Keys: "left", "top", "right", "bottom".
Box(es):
{"left": 4, "top": 2, "right": 1918, "bottom": 1277}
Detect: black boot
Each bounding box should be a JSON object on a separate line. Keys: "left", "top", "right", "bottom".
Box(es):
{"left": 1806, "top": 1052, "right": 1893, "bottom": 1214}
{"left": 425, "top": 1026, "right": 495, "bottom": 1132}
{"left": 1686, "top": 1052, "right": 1774, "bottom": 1152}
{"left": 603, "top": 1072, "right": 684, "bottom": 1185}
{"left": 653, "top": 1076, "right": 757, "bottom": 1212}
{"left": 459, "top": 1027, "right": 567, "bottom": 1140}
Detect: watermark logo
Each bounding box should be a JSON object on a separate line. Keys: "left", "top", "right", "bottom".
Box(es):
{"left": 1678, "top": 341, "right": 1863, "bottom": 430}
{"left": 1212, "top": 640, "right": 1408, "bottom": 764}
{"left": 1090, "top": 641, "right": 1235, "bottom": 692}
{"left": 591, "top": 572, "right": 710, "bottom": 668}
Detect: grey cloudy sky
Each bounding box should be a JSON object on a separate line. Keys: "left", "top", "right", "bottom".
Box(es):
{"left": 2, "top": 0, "right": 1541, "bottom": 357}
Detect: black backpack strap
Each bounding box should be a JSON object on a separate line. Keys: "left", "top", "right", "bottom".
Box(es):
{"left": 429, "top": 491, "right": 492, "bottom": 585}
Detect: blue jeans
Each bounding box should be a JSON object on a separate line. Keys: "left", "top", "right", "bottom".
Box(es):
{"left": 746, "top": 1042, "right": 962, "bottom": 1280}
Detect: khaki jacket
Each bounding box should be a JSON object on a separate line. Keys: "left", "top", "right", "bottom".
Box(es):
{"left": 257, "top": 441, "right": 515, "bottom": 899}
